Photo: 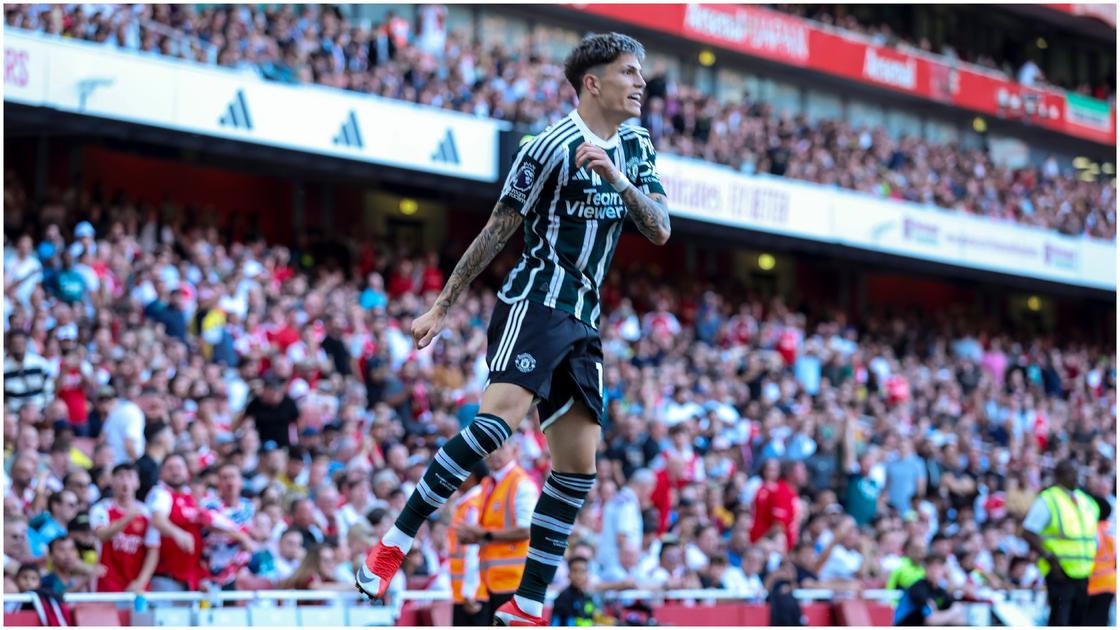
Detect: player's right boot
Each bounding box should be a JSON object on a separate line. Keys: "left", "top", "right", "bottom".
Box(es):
{"left": 493, "top": 599, "right": 547, "bottom": 626}
{"left": 354, "top": 541, "right": 405, "bottom": 600}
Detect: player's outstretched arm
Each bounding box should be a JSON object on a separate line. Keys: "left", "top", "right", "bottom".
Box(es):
{"left": 412, "top": 202, "right": 523, "bottom": 348}
{"left": 621, "top": 188, "right": 671, "bottom": 246}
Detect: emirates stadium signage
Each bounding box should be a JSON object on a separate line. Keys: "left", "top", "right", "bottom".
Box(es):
{"left": 575, "top": 4, "right": 1115, "bottom": 146}
{"left": 862, "top": 48, "right": 917, "bottom": 91}
{"left": 657, "top": 154, "right": 1115, "bottom": 291}
{"left": 3, "top": 29, "right": 506, "bottom": 182}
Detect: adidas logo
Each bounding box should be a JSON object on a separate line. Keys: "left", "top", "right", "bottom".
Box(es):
{"left": 431, "top": 130, "right": 460, "bottom": 165}
{"left": 573, "top": 168, "right": 591, "bottom": 182}
{"left": 332, "top": 111, "right": 363, "bottom": 149}
{"left": 219, "top": 90, "right": 253, "bottom": 130}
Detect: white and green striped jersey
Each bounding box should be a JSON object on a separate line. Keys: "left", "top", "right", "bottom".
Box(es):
{"left": 497, "top": 110, "right": 666, "bottom": 330}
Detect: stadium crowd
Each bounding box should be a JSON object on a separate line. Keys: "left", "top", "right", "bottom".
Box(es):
{"left": 2, "top": 169, "right": 1116, "bottom": 616}
{"left": 773, "top": 4, "right": 1116, "bottom": 101}
{"left": 4, "top": 3, "right": 1116, "bottom": 240}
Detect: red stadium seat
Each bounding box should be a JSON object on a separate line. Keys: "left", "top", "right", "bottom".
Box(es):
{"left": 71, "top": 603, "right": 127, "bottom": 626}
{"left": 5, "top": 611, "right": 42, "bottom": 626}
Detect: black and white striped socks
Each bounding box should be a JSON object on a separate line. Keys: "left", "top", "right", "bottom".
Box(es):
{"left": 514, "top": 471, "right": 596, "bottom": 615}
{"left": 386, "top": 413, "right": 512, "bottom": 548}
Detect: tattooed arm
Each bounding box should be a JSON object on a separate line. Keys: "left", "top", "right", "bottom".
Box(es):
{"left": 410, "top": 202, "right": 523, "bottom": 349}
{"left": 435, "top": 202, "right": 523, "bottom": 316}
{"left": 574, "top": 142, "right": 671, "bottom": 246}
{"left": 621, "top": 188, "right": 672, "bottom": 246}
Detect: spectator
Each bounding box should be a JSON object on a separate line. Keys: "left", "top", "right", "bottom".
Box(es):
{"left": 750, "top": 460, "right": 806, "bottom": 551}
{"left": 886, "top": 439, "right": 927, "bottom": 515}
{"left": 598, "top": 468, "right": 654, "bottom": 576}
{"left": 893, "top": 554, "right": 967, "bottom": 626}
{"left": 90, "top": 463, "right": 160, "bottom": 593}
{"left": 887, "top": 537, "right": 928, "bottom": 590}
{"left": 816, "top": 517, "right": 870, "bottom": 583}
{"left": 97, "top": 386, "right": 146, "bottom": 466}
{"left": 31, "top": 490, "right": 79, "bottom": 550}
{"left": 289, "top": 497, "right": 327, "bottom": 547}
{"left": 235, "top": 373, "right": 300, "bottom": 449}
{"left": 136, "top": 421, "right": 174, "bottom": 502}
{"left": 4, "top": 331, "right": 52, "bottom": 412}
{"left": 843, "top": 414, "right": 883, "bottom": 528}
{"left": 551, "top": 556, "right": 607, "bottom": 626}
{"left": 201, "top": 463, "right": 256, "bottom": 588}
{"left": 3, "top": 516, "right": 37, "bottom": 584}
{"left": 147, "top": 452, "right": 249, "bottom": 591}
{"left": 40, "top": 537, "right": 94, "bottom": 595}
{"left": 280, "top": 542, "right": 348, "bottom": 590}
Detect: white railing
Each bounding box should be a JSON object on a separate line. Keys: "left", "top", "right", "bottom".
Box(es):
{"left": 4, "top": 585, "right": 1049, "bottom": 627}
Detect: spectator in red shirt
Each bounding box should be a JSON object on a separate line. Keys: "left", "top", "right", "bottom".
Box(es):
{"left": 751, "top": 460, "right": 806, "bottom": 551}
{"left": 90, "top": 463, "right": 159, "bottom": 593}
{"left": 419, "top": 252, "right": 444, "bottom": 295}
{"left": 146, "top": 452, "right": 249, "bottom": 591}
{"left": 651, "top": 455, "right": 689, "bottom": 535}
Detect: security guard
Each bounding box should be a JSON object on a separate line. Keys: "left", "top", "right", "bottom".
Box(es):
{"left": 1023, "top": 460, "right": 1100, "bottom": 626}
{"left": 449, "top": 463, "right": 491, "bottom": 626}
{"left": 1088, "top": 499, "right": 1115, "bottom": 626}
{"left": 451, "top": 439, "right": 537, "bottom": 620}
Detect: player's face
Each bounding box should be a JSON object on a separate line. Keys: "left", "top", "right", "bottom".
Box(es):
{"left": 596, "top": 53, "right": 645, "bottom": 120}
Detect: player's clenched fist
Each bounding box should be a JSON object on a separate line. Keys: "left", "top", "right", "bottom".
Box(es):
{"left": 576, "top": 142, "right": 624, "bottom": 185}
{"left": 412, "top": 306, "right": 445, "bottom": 349}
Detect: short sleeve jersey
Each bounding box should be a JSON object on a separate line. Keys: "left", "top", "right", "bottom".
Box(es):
{"left": 497, "top": 110, "right": 666, "bottom": 329}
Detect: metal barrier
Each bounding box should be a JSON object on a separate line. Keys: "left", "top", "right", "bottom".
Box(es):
{"left": 3, "top": 586, "right": 1049, "bottom": 626}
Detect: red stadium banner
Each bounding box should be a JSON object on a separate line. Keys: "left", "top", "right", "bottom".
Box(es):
{"left": 1044, "top": 3, "right": 1117, "bottom": 27}
{"left": 572, "top": 4, "right": 1115, "bottom": 146}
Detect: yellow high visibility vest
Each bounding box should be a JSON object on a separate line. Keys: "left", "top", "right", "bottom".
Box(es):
{"left": 1038, "top": 486, "right": 1099, "bottom": 579}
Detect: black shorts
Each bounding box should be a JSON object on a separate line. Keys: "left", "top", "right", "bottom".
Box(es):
{"left": 485, "top": 298, "right": 604, "bottom": 430}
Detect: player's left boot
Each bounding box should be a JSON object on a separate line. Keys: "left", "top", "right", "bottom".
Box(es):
{"left": 493, "top": 599, "right": 547, "bottom": 626}
{"left": 354, "top": 541, "right": 405, "bottom": 601}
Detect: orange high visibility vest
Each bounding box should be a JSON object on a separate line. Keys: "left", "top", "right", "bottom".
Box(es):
{"left": 1089, "top": 521, "right": 1116, "bottom": 596}
{"left": 448, "top": 486, "right": 489, "bottom": 604}
{"left": 479, "top": 465, "right": 532, "bottom": 594}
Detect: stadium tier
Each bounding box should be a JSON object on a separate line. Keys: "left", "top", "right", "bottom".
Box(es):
{"left": 3, "top": 3, "right": 1116, "bottom": 628}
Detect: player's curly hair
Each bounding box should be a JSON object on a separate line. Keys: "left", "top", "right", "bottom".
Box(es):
{"left": 563, "top": 32, "right": 645, "bottom": 96}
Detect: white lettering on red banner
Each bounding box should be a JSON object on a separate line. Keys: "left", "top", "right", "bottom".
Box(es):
{"left": 862, "top": 48, "right": 917, "bottom": 91}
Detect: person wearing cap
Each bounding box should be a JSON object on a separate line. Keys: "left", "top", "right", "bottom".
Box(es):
{"left": 66, "top": 514, "right": 99, "bottom": 570}
{"left": 4, "top": 330, "right": 53, "bottom": 413}
{"left": 68, "top": 221, "right": 96, "bottom": 261}
{"left": 449, "top": 462, "right": 491, "bottom": 626}
{"left": 1023, "top": 459, "right": 1100, "bottom": 626}
{"left": 96, "top": 386, "right": 146, "bottom": 466}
